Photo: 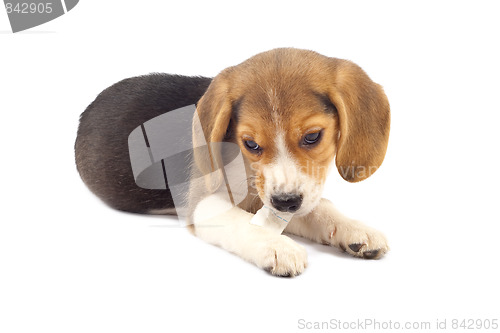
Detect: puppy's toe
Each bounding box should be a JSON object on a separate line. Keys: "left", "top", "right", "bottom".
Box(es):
{"left": 362, "top": 249, "right": 380, "bottom": 259}
{"left": 259, "top": 235, "right": 308, "bottom": 277}
{"left": 348, "top": 243, "right": 364, "bottom": 253}
{"left": 330, "top": 223, "right": 389, "bottom": 259}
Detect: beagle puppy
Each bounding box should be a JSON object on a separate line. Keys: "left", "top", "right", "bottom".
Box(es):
{"left": 75, "top": 48, "right": 390, "bottom": 277}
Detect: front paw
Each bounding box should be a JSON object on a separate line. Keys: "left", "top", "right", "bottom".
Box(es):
{"left": 257, "top": 235, "right": 308, "bottom": 277}
{"left": 329, "top": 221, "right": 389, "bottom": 259}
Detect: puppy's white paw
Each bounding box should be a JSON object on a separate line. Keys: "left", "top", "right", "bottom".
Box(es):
{"left": 256, "top": 235, "right": 308, "bottom": 277}
{"left": 327, "top": 221, "right": 389, "bottom": 259}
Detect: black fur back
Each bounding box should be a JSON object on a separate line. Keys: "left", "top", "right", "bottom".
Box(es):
{"left": 75, "top": 74, "right": 212, "bottom": 213}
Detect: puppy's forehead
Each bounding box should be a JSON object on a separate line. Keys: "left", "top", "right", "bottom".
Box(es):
{"left": 224, "top": 48, "right": 338, "bottom": 134}
{"left": 235, "top": 84, "right": 332, "bottom": 125}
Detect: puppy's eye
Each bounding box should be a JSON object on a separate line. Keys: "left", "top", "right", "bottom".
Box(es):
{"left": 303, "top": 131, "right": 321, "bottom": 145}
{"left": 244, "top": 140, "right": 261, "bottom": 153}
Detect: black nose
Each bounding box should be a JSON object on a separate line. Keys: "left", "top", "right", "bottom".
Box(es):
{"left": 271, "top": 194, "right": 303, "bottom": 213}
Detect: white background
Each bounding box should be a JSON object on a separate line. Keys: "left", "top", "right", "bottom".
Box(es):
{"left": 1, "top": 1, "right": 500, "bottom": 332}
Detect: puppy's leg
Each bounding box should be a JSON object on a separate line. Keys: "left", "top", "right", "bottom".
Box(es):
{"left": 192, "top": 193, "right": 307, "bottom": 276}
{"left": 285, "top": 199, "right": 389, "bottom": 259}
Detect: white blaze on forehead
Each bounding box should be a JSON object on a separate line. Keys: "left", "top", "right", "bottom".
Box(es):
{"left": 263, "top": 130, "right": 300, "bottom": 195}
{"left": 274, "top": 130, "right": 295, "bottom": 168}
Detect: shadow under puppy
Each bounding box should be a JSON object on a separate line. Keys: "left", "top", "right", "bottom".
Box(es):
{"left": 75, "top": 48, "right": 390, "bottom": 277}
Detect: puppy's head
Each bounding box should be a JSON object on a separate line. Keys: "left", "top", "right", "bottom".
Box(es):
{"left": 195, "top": 48, "right": 390, "bottom": 216}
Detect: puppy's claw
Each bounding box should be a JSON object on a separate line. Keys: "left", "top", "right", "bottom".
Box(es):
{"left": 265, "top": 267, "right": 293, "bottom": 278}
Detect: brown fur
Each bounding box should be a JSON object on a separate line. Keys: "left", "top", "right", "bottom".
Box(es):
{"left": 194, "top": 48, "right": 390, "bottom": 212}
{"left": 75, "top": 49, "right": 391, "bottom": 274}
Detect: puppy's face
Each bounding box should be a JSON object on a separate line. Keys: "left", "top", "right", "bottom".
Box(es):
{"left": 195, "top": 48, "right": 390, "bottom": 216}
{"left": 235, "top": 85, "right": 339, "bottom": 216}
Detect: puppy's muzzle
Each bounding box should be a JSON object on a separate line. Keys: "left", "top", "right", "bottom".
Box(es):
{"left": 270, "top": 193, "right": 303, "bottom": 213}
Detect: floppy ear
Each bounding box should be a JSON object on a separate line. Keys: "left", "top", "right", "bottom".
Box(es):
{"left": 195, "top": 74, "right": 234, "bottom": 145}
{"left": 191, "top": 74, "right": 235, "bottom": 192}
{"left": 327, "top": 59, "right": 390, "bottom": 182}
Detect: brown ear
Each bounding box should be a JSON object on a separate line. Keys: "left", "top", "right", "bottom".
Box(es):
{"left": 195, "top": 74, "right": 234, "bottom": 145}
{"left": 327, "top": 59, "right": 390, "bottom": 182}
{"left": 191, "top": 73, "right": 235, "bottom": 192}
